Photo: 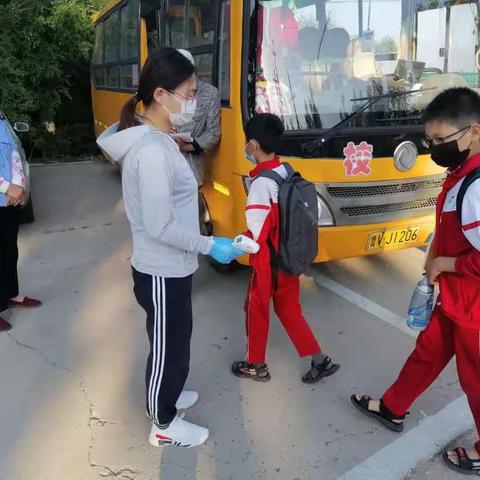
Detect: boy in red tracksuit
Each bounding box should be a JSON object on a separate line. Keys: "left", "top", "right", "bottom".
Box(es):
{"left": 231, "top": 113, "right": 340, "bottom": 383}
{"left": 352, "top": 88, "right": 480, "bottom": 476}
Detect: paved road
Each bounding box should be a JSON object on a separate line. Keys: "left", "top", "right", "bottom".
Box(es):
{"left": 0, "top": 161, "right": 471, "bottom": 480}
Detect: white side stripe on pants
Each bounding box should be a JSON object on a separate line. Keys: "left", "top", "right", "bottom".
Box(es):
{"left": 155, "top": 278, "right": 167, "bottom": 421}
{"left": 149, "top": 277, "right": 159, "bottom": 421}
{"left": 149, "top": 276, "right": 167, "bottom": 424}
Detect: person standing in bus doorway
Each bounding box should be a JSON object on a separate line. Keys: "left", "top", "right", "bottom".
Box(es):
{"left": 351, "top": 88, "right": 480, "bottom": 476}
{"left": 0, "top": 119, "right": 42, "bottom": 332}
{"left": 175, "top": 49, "right": 221, "bottom": 188}
{"left": 97, "top": 47, "right": 242, "bottom": 449}
{"left": 175, "top": 49, "right": 221, "bottom": 234}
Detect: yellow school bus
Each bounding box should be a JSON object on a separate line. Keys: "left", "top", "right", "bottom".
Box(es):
{"left": 92, "top": 0, "right": 480, "bottom": 265}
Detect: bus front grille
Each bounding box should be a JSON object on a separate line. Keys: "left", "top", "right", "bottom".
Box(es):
{"left": 317, "top": 174, "right": 444, "bottom": 226}
{"left": 340, "top": 197, "right": 437, "bottom": 217}
{"left": 326, "top": 177, "right": 444, "bottom": 198}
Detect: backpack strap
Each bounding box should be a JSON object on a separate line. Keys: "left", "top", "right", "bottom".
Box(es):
{"left": 252, "top": 164, "right": 295, "bottom": 289}
{"left": 456, "top": 168, "right": 480, "bottom": 223}
{"left": 282, "top": 162, "right": 295, "bottom": 178}
{"left": 255, "top": 169, "right": 285, "bottom": 185}
{"left": 253, "top": 162, "right": 295, "bottom": 185}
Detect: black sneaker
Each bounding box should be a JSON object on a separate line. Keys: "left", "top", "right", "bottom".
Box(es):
{"left": 231, "top": 361, "right": 271, "bottom": 382}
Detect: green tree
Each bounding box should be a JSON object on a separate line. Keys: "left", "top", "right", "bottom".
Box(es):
{"left": 374, "top": 36, "right": 398, "bottom": 55}
{"left": 0, "top": 0, "right": 110, "bottom": 158}
{"left": 0, "top": 0, "right": 108, "bottom": 122}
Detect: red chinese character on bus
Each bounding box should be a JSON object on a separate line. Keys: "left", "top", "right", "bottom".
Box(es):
{"left": 343, "top": 141, "right": 373, "bottom": 176}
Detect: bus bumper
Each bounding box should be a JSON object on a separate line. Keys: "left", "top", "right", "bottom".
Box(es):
{"left": 236, "top": 214, "right": 435, "bottom": 266}
{"left": 315, "top": 214, "right": 435, "bottom": 263}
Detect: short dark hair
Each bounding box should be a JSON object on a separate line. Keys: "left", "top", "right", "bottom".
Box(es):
{"left": 423, "top": 87, "right": 480, "bottom": 128}
{"left": 245, "top": 113, "right": 284, "bottom": 154}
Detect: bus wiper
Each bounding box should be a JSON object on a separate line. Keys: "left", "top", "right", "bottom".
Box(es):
{"left": 301, "top": 88, "right": 436, "bottom": 156}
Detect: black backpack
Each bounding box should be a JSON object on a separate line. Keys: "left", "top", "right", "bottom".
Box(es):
{"left": 255, "top": 163, "right": 319, "bottom": 276}
{"left": 456, "top": 168, "right": 480, "bottom": 223}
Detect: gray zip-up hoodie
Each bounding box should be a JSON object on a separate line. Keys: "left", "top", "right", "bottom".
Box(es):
{"left": 97, "top": 122, "right": 212, "bottom": 278}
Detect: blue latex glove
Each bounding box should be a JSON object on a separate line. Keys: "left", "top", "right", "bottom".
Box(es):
{"left": 209, "top": 237, "right": 244, "bottom": 264}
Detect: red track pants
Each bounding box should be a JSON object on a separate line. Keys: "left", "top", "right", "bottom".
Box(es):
{"left": 383, "top": 306, "right": 480, "bottom": 450}
{"left": 245, "top": 268, "right": 321, "bottom": 364}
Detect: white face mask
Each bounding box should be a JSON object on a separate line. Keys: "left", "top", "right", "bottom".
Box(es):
{"left": 164, "top": 91, "right": 197, "bottom": 127}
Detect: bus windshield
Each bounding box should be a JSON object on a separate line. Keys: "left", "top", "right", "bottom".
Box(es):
{"left": 253, "top": 0, "right": 480, "bottom": 131}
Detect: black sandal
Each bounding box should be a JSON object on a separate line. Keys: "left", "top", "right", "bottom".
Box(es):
{"left": 231, "top": 361, "right": 271, "bottom": 383}
{"left": 443, "top": 447, "right": 480, "bottom": 476}
{"left": 302, "top": 356, "right": 340, "bottom": 384}
{"left": 350, "top": 394, "right": 406, "bottom": 432}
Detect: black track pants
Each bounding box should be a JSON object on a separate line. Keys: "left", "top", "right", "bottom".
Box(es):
{"left": 132, "top": 268, "right": 193, "bottom": 426}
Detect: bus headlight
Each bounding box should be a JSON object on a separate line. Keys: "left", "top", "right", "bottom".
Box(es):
{"left": 394, "top": 141, "right": 418, "bottom": 172}
{"left": 244, "top": 177, "right": 334, "bottom": 226}
{"left": 317, "top": 195, "right": 335, "bottom": 226}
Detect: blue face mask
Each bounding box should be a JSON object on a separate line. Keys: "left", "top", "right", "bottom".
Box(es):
{"left": 244, "top": 145, "right": 257, "bottom": 164}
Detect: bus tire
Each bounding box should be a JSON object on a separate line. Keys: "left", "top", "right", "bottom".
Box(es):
{"left": 207, "top": 256, "right": 240, "bottom": 274}
{"left": 199, "top": 192, "right": 213, "bottom": 236}
{"left": 199, "top": 192, "right": 239, "bottom": 273}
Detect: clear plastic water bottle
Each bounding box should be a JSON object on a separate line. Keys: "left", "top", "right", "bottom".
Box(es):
{"left": 407, "top": 276, "right": 434, "bottom": 331}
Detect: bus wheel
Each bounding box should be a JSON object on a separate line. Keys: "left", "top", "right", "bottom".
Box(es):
{"left": 200, "top": 193, "right": 238, "bottom": 273}
{"left": 199, "top": 192, "right": 213, "bottom": 236}
{"left": 207, "top": 256, "right": 240, "bottom": 274}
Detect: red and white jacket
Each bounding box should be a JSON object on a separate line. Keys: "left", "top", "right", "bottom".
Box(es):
{"left": 436, "top": 152, "right": 480, "bottom": 328}
{"left": 246, "top": 158, "right": 287, "bottom": 271}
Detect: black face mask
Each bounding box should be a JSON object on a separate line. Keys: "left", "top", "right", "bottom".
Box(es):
{"left": 430, "top": 140, "right": 471, "bottom": 169}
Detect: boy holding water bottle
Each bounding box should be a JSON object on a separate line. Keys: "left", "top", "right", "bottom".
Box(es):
{"left": 352, "top": 88, "right": 480, "bottom": 476}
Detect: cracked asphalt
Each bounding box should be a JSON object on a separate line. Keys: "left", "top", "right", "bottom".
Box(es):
{"left": 0, "top": 161, "right": 468, "bottom": 480}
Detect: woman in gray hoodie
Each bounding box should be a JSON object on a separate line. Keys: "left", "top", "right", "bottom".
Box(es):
{"left": 97, "top": 47, "right": 241, "bottom": 449}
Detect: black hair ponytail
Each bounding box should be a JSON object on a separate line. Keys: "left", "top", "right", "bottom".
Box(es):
{"left": 119, "top": 94, "right": 141, "bottom": 131}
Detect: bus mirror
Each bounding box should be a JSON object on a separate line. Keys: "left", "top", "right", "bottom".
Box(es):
{"left": 14, "top": 122, "right": 30, "bottom": 133}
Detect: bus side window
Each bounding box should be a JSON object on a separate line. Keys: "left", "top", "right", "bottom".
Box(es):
{"left": 119, "top": 0, "right": 140, "bottom": 89}
{"left": 141, "top": 0, "right": 162, "bottom": 52}
{"left": 104, "top": 11, "right": 121, "bottom": 89}
{"left": 93, "top": 22, "right": 105, "bottom": 88}
{"left": 166, "top": 1, "right": 187, "bottom": 48}
{"left": 145, "top": 10, "right": 161, "bottom": 51}
{"left": 186, "top": 0, "right": 217, "bottom": 84}
{"left": 218, "top": 0, "right": 231, "bottom": 104}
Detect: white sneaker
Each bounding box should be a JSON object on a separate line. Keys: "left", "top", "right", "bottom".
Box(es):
{"left": 145, "top": 391, "right": 199, "bottom": 420}
{"left": 176, "top": 391, "right": 199, "bottom": 410}
{"left": 148, "top": 414, "right": 209, "bottom": 448}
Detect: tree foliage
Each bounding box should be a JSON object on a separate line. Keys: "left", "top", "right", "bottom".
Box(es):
{"left": 375, "top": 36, "right": 399, "bottom": 55}
{"left": 0, "top": 0, "right": 109, "bottom": 122}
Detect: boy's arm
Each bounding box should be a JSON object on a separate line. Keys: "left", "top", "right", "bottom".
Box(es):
{"left": 245, "top": 177, "right": 275, "bottom": 243}
{"left": 455, "top": 179, "right": 480, "bottom": 278}
{"left": 424, "top": 232, "right": 436, "bottom": 270}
